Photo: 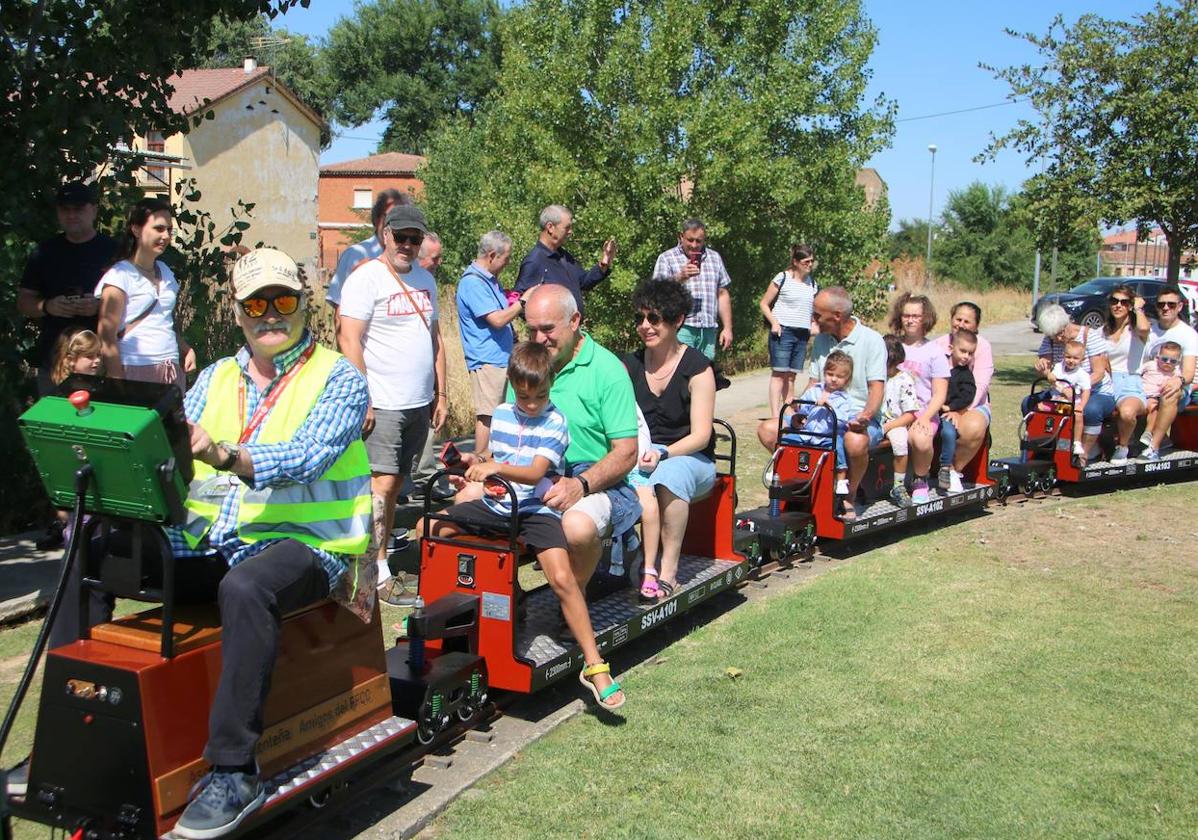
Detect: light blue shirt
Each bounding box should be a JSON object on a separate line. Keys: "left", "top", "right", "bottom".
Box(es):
{"left": 456, "top": 263, "right": 514, "bottom": 370}
{"left": 326, "top": 235, "right": 383, "bottom": 306}
{"left": 807, "top": 318, "right": 887, "bottom": 418}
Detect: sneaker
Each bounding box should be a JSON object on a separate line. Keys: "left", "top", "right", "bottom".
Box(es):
{"left": 947, "top": 470, "right": 964, "bottom": 494}
{"left": 1110, "top": 446, "right": 1130, "bottom": 466}
{"left": 1140, "top": 429, "right": 1154, "bottom": 449}
{"left": 889, "top": 484, "right": 912, "bottom": 507}
{"left": 1141, "top": 447, "right": 1160, "bottom": 462}
{"left": 834, "top": 479, "right": 849, "bottom": 495}
{"left": 911, "top": 480, "right": 930, "bottom": 505}
{"left": 379, "top": 574, "right": 419, "bottom": 608}
{"left": 34, "top": 521, "right": 65, "bottom": 551}
{"left": 937, "top": 465, "right": 952, "bottom": 488}
{"left": 174, "top": 767, "right": 265, "bottom": 839}
{"left": 6, "top": 757, "right": 29, "bottom": 797}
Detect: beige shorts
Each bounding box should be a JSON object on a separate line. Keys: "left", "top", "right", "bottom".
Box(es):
{"left": 469, "top": 364, "right": 507, "bottom": 417}
{"left": 563, "top": 491, "right": 613, "bottom": 538}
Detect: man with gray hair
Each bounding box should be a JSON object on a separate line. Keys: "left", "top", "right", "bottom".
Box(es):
{"left": 652, "top": 217, "right": 733, "bottom": 360}
{"left": 757, "top": 286, "right": 886, "bottom": 517}
{"left": 513, "top": 204, "right": 617, "bottom": 315}
{"left": 457, "top": 230, "right": 522, "bottom": 452}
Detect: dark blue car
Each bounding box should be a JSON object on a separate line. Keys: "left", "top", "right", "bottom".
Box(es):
{"left": 1031, "top": 277, "right": 1172, "bottom": 331}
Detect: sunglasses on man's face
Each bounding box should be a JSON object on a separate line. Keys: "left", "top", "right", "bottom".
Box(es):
{"left": 239, "top": 293, "right": 301, "bottom": 318}
{"left": 1158, "top": 300, "right": 1182, "bottom": 310}
{"left": 1108, "top": 297, "right": 1132, "bottom": 306}
{"left": 392, "top": 230, "right": 424, "bottom": 247}
{"left": 634, "top": 311, "right": 664, "bottom": 327}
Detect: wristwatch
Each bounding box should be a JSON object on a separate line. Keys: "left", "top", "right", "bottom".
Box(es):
{"left": 578, "top": 474, "right": 591, "bottom": 496}
{"left": 656, "top": 446, "right": 670, "bottom": 460}
{"left": 216, "top": 442, "right": 239, "bottom": 471}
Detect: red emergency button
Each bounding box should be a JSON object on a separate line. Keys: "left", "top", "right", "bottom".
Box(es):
{"left": 69, "top": 391, "right": 93, "bottom": 416}
{"left": 83, "top": 713, "right": 94, "bottom": 725}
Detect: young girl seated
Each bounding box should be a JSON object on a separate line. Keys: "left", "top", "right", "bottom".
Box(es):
{"left": 1137, "top": 340, "right": 1183, "bottom": 461}
{"left": 1040, "top": 339, "right": 1091, "bottom": 464}
{"left": 791, "top": 351, "right": 855, "bottom": 513}
{"left": 881, "top": 335, "right": 919, "bottom": 507}
{"left": 50, "top": 327, "right": 102, "bottom": 384}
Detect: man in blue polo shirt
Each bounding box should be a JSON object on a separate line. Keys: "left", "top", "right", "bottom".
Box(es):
{"left": 512, "top": 204, "right": 617, "bottom": 315}
{"left": 456, "top": 230, "right": 523, "bottom": 453}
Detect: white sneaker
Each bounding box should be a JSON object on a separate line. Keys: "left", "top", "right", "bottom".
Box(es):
{"left": 834, "top": 479, "right": 849, "bottom": 495}
{"left": 1142, "top": 447, "right": 1160, "bottom": 462}
{"left": 947, "top": 470, "right": 964, "bottom": 494}
{"left": 1140, "top": 429, "right": 1154, "bottom": 449}
{"left": 1110, "top": 446, "right": 1130, "bottom": 465}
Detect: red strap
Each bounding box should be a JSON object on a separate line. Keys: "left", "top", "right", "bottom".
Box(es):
{"left": 237, "top": 343, "right": 317, "bottom": 444}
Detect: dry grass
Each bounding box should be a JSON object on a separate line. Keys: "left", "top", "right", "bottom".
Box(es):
{"left": 886, "top": 258, "right": 1031, "bottom": 328}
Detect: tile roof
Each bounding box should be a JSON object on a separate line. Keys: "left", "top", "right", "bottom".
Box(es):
{"left": 165, "top": 67, "right": 272, "bottom": 115}
{"left": 320, "top": 152, "right": 427, "bottom": 176}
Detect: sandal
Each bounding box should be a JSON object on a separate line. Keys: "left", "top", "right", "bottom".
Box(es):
{"left": 656, "top": 580, "right": 675, "bottom": 602}
{"left": 839, "top": 497, "right": 857, "bottom": 522}
{"left": 639, "top": 568, "right": 661, "bottom": 603}
{"left": 579, "top": 661, "right": 625, "bottom": 710}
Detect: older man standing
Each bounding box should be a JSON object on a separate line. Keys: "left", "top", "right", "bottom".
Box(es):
{"left": 652, "top": 218, "right": 733, "bottom": 360}
{"left": 758, "top": 286, "right": 886, "bottom": 516}
{"left": 457, "top": 230, "right": 521, "bottom": 453}
{"left": 513, "top": 204, "right": 617, "bottom": 315}
{"left": 338, "top": 205, "right": 446, "bottom": 601}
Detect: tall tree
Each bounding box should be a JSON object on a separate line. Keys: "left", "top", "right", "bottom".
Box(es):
{"left": 324, "top": 0, "right": 503, "bottom": 154}
{"left": 421, "top": 0, "right": 895, "bottom": 348}
{"left": 982, "top": 1, "right": 1198, "bottom": 282}
{"left": 199, "top": 13, "right": 335, "bottom": 144}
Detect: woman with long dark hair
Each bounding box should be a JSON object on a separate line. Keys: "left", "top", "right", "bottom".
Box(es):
{"left": 95, "top": 198, "right": 195, "bottom": 388}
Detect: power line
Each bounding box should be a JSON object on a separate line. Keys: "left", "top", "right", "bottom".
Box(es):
{"left": 896, "top": 98, "right": 1026, "bottom": 123}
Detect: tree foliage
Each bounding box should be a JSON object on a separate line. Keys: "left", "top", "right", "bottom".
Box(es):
{"left": 982, "top": 0, "right": 1198, "bottom": 282}
{"left": 325, "top": 0, "right": 503, "bottom": 154}
{"left": 199, "top": 12, "right": 336, "bottom": 145}
{"left": 422, "top": 0, "right": 895, "bottom": 352}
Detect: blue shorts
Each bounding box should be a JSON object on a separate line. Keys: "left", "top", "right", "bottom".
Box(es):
{"left": 640, "top": 453, "right": 717, "bottom": 502}
{"left": 1113, "top": 371, "right": 1147, "bottom": 408}
{"left": 768, "top": 326, "right": 811, "bottom": 373}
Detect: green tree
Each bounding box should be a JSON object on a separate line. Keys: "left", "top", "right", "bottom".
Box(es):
{"left": 199, "top": 12, "right": 336, "bottom": 144}
{"left": 889, "top": 218, "right": 932, "bottom": 260}
{"left": 982, "top": 0, "right": 1198, "bottom": 282}
{"left": 422, "top": 0, "right": 895, "bottom": 351}
{"left": 325, "top": 0, "right": 503, "bottom": 154}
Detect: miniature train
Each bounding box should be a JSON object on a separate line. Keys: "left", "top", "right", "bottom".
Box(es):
{"left": 5, "top": 375, "right": 1198, "bottom": 839}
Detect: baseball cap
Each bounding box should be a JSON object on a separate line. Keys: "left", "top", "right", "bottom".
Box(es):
{"left": 385, "top": 204, "right": 430, "bottom": 234}
{"left": 55, "top": 181, "right": 97, "bottom": 206}
{"left": 232, "top": 248, "right": 303, "bottom": 301}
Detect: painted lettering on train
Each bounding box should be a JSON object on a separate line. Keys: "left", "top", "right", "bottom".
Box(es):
{"left": 544, "top": 659, "right": 574, "bottom": 680}
{"left": 1144, "top": 461, "right": 1171, "bottom": 473}
{"left": 916, "top": 499, "right": 944, "bottom": 516}
{"left": 640, "top": 599, "right": 679, "bottom": 630}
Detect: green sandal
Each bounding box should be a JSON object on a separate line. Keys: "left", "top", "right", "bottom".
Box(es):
{"left": 579, "top": 661, "right": 625, "bottom": 709}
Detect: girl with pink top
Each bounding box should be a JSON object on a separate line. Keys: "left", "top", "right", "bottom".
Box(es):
{"left": 888, "top": 293, "right": 950, "bottom": 505}
{"left": 931, "top": 302, "right": 994, "bottom": 488}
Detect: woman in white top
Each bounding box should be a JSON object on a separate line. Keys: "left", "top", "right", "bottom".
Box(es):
{"left": 759, "top": 244, "right": 818, "bottom": 418}
{"left": 95, "top": 198, "right": 194, "bottom": 389}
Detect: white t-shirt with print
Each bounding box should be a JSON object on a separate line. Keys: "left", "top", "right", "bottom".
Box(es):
{"left": 94, "top": 259, "right": 180, "bottom": 365}
{"left": 339, "top": 258, "right": 439, "bottom": 410}
{"left": 1143, "top": 320, "right": 1198, "bottom": 365}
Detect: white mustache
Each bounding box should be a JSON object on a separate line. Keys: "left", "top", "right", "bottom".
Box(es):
{"left": 254, "top": 323, "right": 290, "bottom": 336}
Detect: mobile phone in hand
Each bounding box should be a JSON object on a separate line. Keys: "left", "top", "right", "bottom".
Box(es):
{"left": 441, "top": 441, "right": 462, "bottom": 467}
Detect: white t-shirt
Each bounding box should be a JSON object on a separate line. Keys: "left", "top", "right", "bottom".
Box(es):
{"left": 1104, "top": 325, "right": 1146, "bottom": 374}
{"left": 769, "top": 271, "right": 817, "bottom": 329}
{"left": 94, "top": 260, "right": 180, "bottom": 365}
{"left": 1050, "top": 362, "right": 1091, "bottom": 398}
{"left": 339, "top": 258, "right": 439, "bottom": 410}
{"left": 326, "top": 235, "right": 383, "bottom": 306}
{"left": 1143, "top": 320, "right": 1198, "bottom": 367}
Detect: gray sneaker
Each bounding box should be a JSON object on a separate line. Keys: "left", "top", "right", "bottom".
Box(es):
{"left": 174, "top": 768, "right": 265, "bottom": 839}
{"left": 889, "top": 484, "right": 912, "bottom": 507}
{"left": 937, "top": 465, "right": 952, "bottom": 488}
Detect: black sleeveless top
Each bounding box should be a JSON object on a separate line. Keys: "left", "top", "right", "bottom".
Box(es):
{"left": 623, "top": 345, "right": 715, "bottom": 459}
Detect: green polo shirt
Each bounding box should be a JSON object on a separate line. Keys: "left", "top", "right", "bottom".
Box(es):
{"left": 508, "top": 332, "right": 638, "bottom": 466}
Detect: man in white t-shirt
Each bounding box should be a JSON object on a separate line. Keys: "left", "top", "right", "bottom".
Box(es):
{"left": 338, "top": 205, "right": 447, "bottom": 599}
{"left": 1115, "top": 284, "right": 1198, "bottom": 460}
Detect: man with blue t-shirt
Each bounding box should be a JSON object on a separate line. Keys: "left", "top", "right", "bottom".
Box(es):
{"left": 456, "top": 230, "right": 524, "bottom": 453}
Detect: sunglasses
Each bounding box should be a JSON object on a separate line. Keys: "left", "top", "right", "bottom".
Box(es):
{"left": 239, "top": 293, "right": 301, "bottom": 318}
{"left": 1108, "top": 297, "right": 1132, "bottom": 306}
{"left": 1158, "top": 356, "right": 1180, "bottom": 366}
{"left": 634, "top": 311, "right": 664, "bottom": 327}
{"left": 391, "top": 230, "right": 425, "bottom": 247}
{"left": 1158, "top": 300, "right": 1182, "bottom": 309}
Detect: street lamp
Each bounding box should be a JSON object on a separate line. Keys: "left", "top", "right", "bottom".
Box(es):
{"left": 926, "top": 144, "right": 937, "bottom": 283}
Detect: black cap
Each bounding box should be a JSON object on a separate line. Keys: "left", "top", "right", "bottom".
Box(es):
{"left": 55, "top": 181, "right": 97, "bottom": 206}
{"left": 384, "top": 204, "right": 429, "bottom": 234}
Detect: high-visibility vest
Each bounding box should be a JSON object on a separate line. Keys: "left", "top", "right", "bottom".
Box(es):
{"left": 182, "top": 344, "right": 371, "bottom": 556}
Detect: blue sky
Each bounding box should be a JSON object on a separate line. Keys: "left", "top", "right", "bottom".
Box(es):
{"left": 281, "top": 0, "right": 1157, "bottom": 227}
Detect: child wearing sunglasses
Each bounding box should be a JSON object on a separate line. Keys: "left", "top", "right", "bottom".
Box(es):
{"left": 1137, "top": 341, "right": 1183, "bottom": 460}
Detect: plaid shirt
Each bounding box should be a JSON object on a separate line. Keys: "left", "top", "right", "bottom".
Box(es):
{"left": 166, "top": 330, "right": 370, "bottom": 586}
{"left": 651, "top": 245, "right": 731, "bottom": 328}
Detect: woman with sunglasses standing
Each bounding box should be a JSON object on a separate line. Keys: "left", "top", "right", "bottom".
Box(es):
{"left": 759, "top": 244, "right": 818, "bottom": 419}
{"left": 623, "top": 280, "right": 717, "bottom": 603}
{"left": 1102, "top": 286, "right": 1151, "bottom": 463}
{"left": 95, "top": 197, "right": 195, "bottom": 389}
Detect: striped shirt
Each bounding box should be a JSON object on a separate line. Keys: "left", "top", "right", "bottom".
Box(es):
{"left": 484, "top": 401, "right": 570, "bottom": 518}
{"left": 166, "top": 331, "right": 370, "bottom": 586}
{"left": 651, "top": 245, "right": 731, "bottom": 328}
{"left": 769, "top": 270, "right": 817, "bottom": 328}
{"left": 1037, "top": 326, "right": 1114, "bottom": 396}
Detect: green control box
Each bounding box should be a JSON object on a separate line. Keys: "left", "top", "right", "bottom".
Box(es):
{"left": 18, "top": 378, "right": 192, "bottom": 524}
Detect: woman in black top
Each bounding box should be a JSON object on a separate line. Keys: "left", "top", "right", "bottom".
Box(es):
{"left": 625, "top": 280, "right": 717, "bottom": 603}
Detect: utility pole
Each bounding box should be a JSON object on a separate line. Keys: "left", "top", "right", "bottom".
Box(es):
{"left": 925, "top": 144, "right": 937, "bottom": 286}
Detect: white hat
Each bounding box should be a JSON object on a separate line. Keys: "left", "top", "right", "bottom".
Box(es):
{"left": 232, "top": 248, "right": 302, "bottom": 300}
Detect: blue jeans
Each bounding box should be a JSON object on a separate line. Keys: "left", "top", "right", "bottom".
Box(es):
{"left": 939, "top": 418, "right": 959, "bottom": 466}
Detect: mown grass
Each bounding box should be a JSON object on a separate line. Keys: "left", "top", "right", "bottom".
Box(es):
{"left": 428, "top": 485, "right": 1198, "bottom": 839}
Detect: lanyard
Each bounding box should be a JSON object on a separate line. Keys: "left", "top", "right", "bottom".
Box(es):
{"left": 237, "top": 342, "right": 316, "bottom": 444}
